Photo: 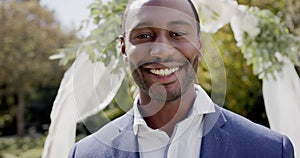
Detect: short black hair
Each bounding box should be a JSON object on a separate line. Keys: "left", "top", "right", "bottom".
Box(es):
{"left": 122, "top": 0, "right": 200, "bottom": 34}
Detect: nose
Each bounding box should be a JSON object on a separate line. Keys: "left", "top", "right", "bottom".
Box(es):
{"left": 149, "top": 33, "right": 175, "bottom": 59}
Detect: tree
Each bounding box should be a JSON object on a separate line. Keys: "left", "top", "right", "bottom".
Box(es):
{"left": 0, "top": 0, "right": 77, "bottom": 136}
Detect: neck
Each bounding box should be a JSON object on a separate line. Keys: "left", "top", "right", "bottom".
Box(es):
{"left": 138, "top": 83, "right": 196, "bottom": 136}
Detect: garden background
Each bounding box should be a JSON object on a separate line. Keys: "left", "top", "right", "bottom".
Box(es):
{"left": 0, "top": 0, "right": 299, "bottom": 157}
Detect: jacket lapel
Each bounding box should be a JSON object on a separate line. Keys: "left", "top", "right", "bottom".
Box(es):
{"left": 200, "top": 105, "right": 230, "bottom": 158}
{"left": 111, "top": 110, "right": 140, "bottom": 158}
{"left": 112, "top": 131, "right": 139, "bottom": 158}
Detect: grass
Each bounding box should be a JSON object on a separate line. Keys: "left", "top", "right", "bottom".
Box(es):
{"left": 0, "top": 136, "right": 44, "bottom": 158}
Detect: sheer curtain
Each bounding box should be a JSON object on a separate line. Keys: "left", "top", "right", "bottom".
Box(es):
{"left": 263, "top": 57, "right": 300, "bottom": 157}
{"left": 42, "top": 53, "right": 124, "bottom": 158}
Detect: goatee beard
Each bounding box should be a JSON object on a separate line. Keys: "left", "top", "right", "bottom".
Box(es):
{"left": 131, "top": 57, "right": 198, "bottom": 103}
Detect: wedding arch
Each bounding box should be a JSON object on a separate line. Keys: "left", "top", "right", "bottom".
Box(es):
{"left": 43, "top": 0, "right": 300, "bottom": 157}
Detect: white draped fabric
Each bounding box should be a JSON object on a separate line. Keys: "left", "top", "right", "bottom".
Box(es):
{"left": 193, "top": 0, "right": 238, "bottom": 33}
{"left": 263, "top": 58, "right": 300, "bottom": 158}
{"left": 42, "top": 53, "right": 124, "bottom": 158}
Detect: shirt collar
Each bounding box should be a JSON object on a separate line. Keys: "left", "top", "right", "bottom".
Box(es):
{"left": 133, "top": 84, "right": 215, "bottom": 135}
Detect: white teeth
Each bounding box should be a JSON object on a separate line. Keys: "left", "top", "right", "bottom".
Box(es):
{"left": 149, "top": 67, "right": 179, "bottom": 76}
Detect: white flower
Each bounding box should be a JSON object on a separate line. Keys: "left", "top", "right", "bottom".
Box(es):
{"left": 241, "top": 8, "right": 260, "bottom": 37}
{"left": 194, "top": 0, "right": 239, "bottom": 33}
{"left": 230, "top": 6, "right": 260, "bottom": 46}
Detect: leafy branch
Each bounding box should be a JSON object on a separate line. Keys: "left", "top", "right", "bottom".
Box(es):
{"left": 240, "top": 8, "right": 300, "bottom": 79}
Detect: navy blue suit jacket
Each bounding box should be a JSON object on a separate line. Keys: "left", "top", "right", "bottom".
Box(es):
{"left": 69, "top": 105, "right": 294, "bottom": 158}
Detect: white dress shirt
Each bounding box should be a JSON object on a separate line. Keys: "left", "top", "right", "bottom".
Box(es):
{"left": 133, "top": 85, "right": 215, "bottom": 158}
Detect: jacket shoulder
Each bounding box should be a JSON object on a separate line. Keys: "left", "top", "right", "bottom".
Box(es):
{"left": 221, "top": 107, "right": 282, "bottom": 140}
{"left": 219, "top": 106, "right": 294, "bottom": 157}
{"left": 68, "top": 111, "right": 135, "bottom": 158}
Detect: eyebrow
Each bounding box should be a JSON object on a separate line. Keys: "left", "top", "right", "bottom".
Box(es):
{"left": 132, "top": 22, "right": 152, "bottom": 29}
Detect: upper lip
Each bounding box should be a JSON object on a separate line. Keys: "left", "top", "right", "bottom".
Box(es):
{"left": 142, "top": 62, "right": 185, "bottom": 69}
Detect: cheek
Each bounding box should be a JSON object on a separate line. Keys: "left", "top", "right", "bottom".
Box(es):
{"left": 126, "top": 44, "right": 151, "bottom": 68}
{"left": 177, "top": 42, "right": 200, "bottom": 62}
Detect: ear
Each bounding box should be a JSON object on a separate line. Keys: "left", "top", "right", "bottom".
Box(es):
{"left": 119, "top": 35, "right": 128, "bottom": 61}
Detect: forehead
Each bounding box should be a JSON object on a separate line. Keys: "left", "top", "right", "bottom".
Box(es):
{"left": 124, "top": 0, "right": 197, "bottom": 33}
{"left": 130, "top": 0, "right": 194, "bottom": 15}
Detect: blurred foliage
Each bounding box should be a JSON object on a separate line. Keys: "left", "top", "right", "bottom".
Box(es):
{"left": 57, "top": 0, "right": 127, "bottom": 70}
{"left": 198, "top": 25, "right": 268, "bottom": 126}
{"left": 0, "top": 136, "right": 44, "bottom": 158}
{"left": 239, "top": 8, "right": 300, "bottom": 79}
{"left": 238, "top": 0, "right": 300, "bottom": 77}
{"left": 238, "top": 0, "right": 300, "bottom": 35}
{"left": 0, "top": 0, "right": 78, "bottom": 136}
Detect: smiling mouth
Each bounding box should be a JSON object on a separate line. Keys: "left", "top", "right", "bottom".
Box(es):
{"left": 148, "top": 67, "right": 179, "bottom": 76}
{"left": 140, "top": 60, "right": 187, "bottom": 77}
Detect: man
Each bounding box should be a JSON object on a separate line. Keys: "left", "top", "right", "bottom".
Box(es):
{"left": 69, "top": 0, "right": 294, "bottom": 157}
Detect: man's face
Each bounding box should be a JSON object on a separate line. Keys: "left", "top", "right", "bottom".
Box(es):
{"left": 122, "top": 0, "right": 201, "bottom": 102}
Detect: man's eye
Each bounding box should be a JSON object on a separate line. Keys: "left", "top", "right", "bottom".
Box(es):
{"left": 136, "top": 34, "right": 153, "bottom": 39}
{"left": 170, "top": 32, "right": 187, "bottom": 37}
